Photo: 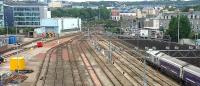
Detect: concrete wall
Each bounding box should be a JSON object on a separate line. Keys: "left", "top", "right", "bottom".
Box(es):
{"left": 63, "top": 18, "right": 81, "bottom": 30}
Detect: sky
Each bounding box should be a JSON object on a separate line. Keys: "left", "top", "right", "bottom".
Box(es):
{"left": 64, "top": 0, "right": 190, "bottom": 2}
{"left": 67, "top": 0, "right": 148, "bottom": 2}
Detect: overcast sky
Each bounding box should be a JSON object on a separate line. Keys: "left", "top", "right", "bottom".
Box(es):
{"left": 64, "top": 0, "right": 152, "bottom": 2}
{"left": 64, "top": 0, "right": 190, "bottom": 2}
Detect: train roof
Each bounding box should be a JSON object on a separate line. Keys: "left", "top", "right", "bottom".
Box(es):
{"left": 146, "top": 50, "right": 168, "bottom": 59}
{"left": 160, "top": 55, "right": 188, "bottom": 67}
{"left": 146, "top": 50, "right": 160, "bottom": 56}
{"left": 183, "top": 65, "right": 200, "bottom": 77}
{"left": 157, "top": 52, "right": 168, "bottom": 58}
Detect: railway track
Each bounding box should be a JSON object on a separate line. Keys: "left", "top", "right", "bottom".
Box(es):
{"left": 34, "top": 34, "right": 82, "bottom": 86}
{"left": 0, "top": 38, "right": 41, "bottom": 54}
{"left": 34, "top": 32, "right": 180, "bottom": 86}
{"left": 34, "top": 34, "right": 105, "bottom": 86}
{"left": 83, "top": 40, "right": 136, "bottom": 86}
{"left": 1, "top": 33, "right": 81, "bottom": 58}
{"left": 35, "top": 33, "right": 141, "bottom": 86}
{"left": 111, "top": 40, "right": 180, "bottom": 85}
{"left": 95, "top": 35, "right": 180, "bottom": 86}
{"left": 98, "top": 41, "right": 155, "bottom": 86}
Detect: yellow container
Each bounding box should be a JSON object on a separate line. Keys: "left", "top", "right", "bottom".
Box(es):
{"left": 10, "top": 57, "right": 25, "bottom": 71}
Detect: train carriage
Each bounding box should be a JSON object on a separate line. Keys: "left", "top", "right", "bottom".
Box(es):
{"left": 146, "top": 50, "right": 160, "bottom": 65}
{"left": 159, "top": 56, "right": 188, "bottom": 78}
{"left": 183, "top": 65, "right": 200, "bottom": 86}
{"left": 146, "top": 50, "right": 169, "bottom": 66}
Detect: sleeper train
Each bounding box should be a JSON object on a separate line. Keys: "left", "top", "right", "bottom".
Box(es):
{"left": 146, "top": 50, "right": 200, "bottom": 86}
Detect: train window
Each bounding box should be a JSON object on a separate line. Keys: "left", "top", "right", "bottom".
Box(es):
{"left": 160, "top": 54, "right": 165, "bottom": 57}
{"left": 155, "top": 52, "right": 160, "bottom": 55}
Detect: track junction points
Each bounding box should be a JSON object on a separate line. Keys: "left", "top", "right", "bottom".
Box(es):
{"left": 1, "top": 32, "right": 190, "bottom": 86}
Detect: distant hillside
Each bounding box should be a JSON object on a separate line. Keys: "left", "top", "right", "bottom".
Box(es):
{"left": 72, "top": 1, "right": 200, "bottom": 8}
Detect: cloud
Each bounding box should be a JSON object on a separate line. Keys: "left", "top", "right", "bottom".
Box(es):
{"left": 65, "top": 0, "right": 145, "bottom": 2}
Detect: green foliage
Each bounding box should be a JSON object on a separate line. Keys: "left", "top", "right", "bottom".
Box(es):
{"left": 189, "top": 32, "right": 200, "bottom": 39}
{"left": 163, "top": 6, "right": 176, "bottom": 11}
{"left": 51, "top": 8, "right": 111, "bottom": 21}
{"left": 105, "top": 27, "right": 120, "bottom": 34}
{"left": 104, "top": 20, "right": 120, "bottom": 28}
{"left": 193, "top": 5, "right": 200, "bottom": 11}
{"left": 0, "top": 28, "right": 5, "bottom": 35}
{"left": 181, "top": 5, "right": 200, "bottom": 12}
{"left": 0, "top": 28, "right": 33, "bottom": 35}
{"left": 103, "top": 20, "right": 121, "bottom": 34}
{"left": 181, "top": 7, "right": 190, "bottom": 12}
{"left": 166, "top": 15, "right": 191, "bottom": 42}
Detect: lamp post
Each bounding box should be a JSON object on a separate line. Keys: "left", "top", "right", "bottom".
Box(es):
{"left": 6, "top": 21, "right": 8, "bottom": 36}
{"left": 15, "top": 26, "right": 20, "bottom": 84}
{"left": 108, "top": 35, "right": 112, "bottom": 62}
{"left": 177, "top": 10, "right": 180, "bottom": 43}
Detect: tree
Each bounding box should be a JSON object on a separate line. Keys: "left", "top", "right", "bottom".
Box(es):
{"left": 0, "top": 28, "right": 5, "bottom": 35}
{"left": 105, "top": 27, "right": 120, "bottom": 34}
{"left": 104, "top": 20, "right": 120, "bottom": 28}
{"left": 181, "top": 5, "right": 200, "bottom": 12}
{"left": 99, "top": 7, "right": 110, "bottom": 19}
{"left": 51, "top": 8, "right": 110, "bottom": 21}
{"left": 104, "top": 20, "right": 121, "bottom": 34}
{"left": 166, "top": 15, "right": 191, "bottom": 42}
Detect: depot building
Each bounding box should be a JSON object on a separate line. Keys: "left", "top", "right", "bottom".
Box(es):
{"left": 34, "top": 17, "right": 81, "bottom": 37}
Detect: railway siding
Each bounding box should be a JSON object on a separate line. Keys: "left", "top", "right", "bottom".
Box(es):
{"left": 68, "top": 44, "right": 83, "bottom": 86}
{"left": 99, "top": 41, "right": 154, "bottom": 86}
{"left": 72, "top": 42, "right": 94, "bottom": 86}
{"left": 85, "top": 41, "right": 122, "bottom": 86}
{"left": 62, "top": 47, "right": 74, "bottom": 86}
{"left": 113, "top": 40, "right": 179, "bottom": 86}
{"left": 31, "top": 33, "right": 182, "bottom": 86}
{"left": 96, "top": 35, "right": 180, "bottom": 86}
{"left": 79, "top": 42, "right": 114, "bottom": 86}
{"left": 88, "top": 42, "right": 134, "bottom": 86}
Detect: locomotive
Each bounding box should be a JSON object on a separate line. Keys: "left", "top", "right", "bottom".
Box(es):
{"left": 146, "top": 50, "right": 200, "bottom": 86}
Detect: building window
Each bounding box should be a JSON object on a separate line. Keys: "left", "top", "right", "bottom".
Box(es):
{"left": 195, "top": 15, "right": 197, "bottom": 19}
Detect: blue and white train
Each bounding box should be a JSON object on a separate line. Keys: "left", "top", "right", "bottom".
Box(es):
{"left": 146, "top": 50, "right": 200, "bottom": 86}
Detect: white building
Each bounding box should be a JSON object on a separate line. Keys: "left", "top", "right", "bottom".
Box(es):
{"left": 48, "top": 1, "right": 62, "bottom": 8}
{"left": 120, "top": 13, "right": 137, "bottom": 17}
{"left": 142, "top": 18, "right": 163, "bottom": 39}
{"left": 142, "top": 7, "right": 159, "bottom": 16}
{"left": 136, "top": 9, "right": 143, "bottom": 18}
{"left": 35, "top": 17, "right": 81, "bottom": 36}
{"left": 144, "top": 19, "right": 160, "bottom": 29}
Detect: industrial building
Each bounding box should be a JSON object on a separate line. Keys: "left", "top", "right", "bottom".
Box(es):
{"left": 4, "top": 1, "right": 49, "bottom": 28}
{"left": 34, "top": 17, "right": 81, "bottom": 37}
